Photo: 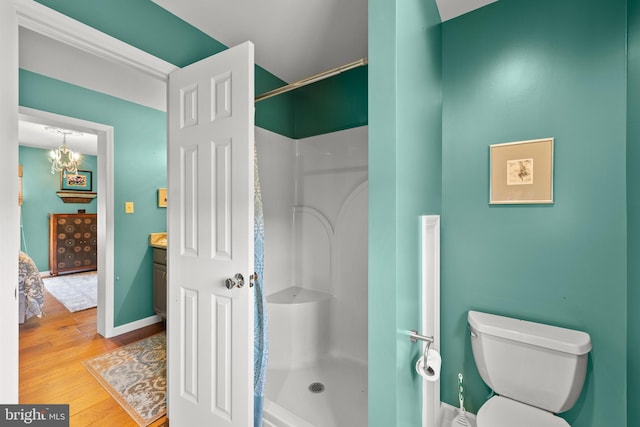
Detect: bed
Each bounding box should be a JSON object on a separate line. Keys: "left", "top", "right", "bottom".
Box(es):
{"left": 18, "top": 251, "right": 45, "bottom": 323}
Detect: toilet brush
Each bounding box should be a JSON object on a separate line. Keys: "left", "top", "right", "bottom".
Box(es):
{"left": 451, "top": 373, "right": 470, "bottom": 426}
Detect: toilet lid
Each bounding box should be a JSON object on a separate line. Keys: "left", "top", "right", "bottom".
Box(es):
{"left": 477, "top": 396, "right": 570, "bottom": 427}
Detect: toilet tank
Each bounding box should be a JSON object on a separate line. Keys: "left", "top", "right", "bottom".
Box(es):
{"left": 468, "top": 310, "right": 591, "bottom": 413}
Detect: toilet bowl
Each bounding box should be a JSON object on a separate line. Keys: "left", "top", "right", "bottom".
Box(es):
{"left": 477, "top": 396, "right": 569, "bottom": 427}
{"left": 468, "top": 310, "right": 591, "bottom": 427}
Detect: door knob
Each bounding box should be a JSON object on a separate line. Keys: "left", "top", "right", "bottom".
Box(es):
{"left": 225, "top": 273, "right": 244, "bottom": 290}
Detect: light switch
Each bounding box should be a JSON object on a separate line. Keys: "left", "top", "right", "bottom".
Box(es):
{"left": 125, "top": 201, "right": 134, "bottom": 214}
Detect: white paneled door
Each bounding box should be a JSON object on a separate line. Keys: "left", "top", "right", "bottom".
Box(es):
{"left": 167, "top": 42, "right": 255, "bottom": 426}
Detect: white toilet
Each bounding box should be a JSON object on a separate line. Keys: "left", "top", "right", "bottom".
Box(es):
{"left": 468, "top": 310, "right": 592, "bottom": 427}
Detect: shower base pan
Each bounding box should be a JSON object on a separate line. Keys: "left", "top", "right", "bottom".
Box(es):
{"left": 263, "top": 354, "right": 367, "bottom": 427}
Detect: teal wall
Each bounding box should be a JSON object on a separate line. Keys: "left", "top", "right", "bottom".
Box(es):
{"left": 19, "top": 145, "right": 97, "bottom": 271}
{"left": 628, "top": 0, "right": 640, "bottom": 424}
{"left": 34, "top": 0, "right": 227, "bottom": 68}
{"left": 20, "top": 69, "right": 167, "bottom": 326}
{"left": 368, "top": 0, "right": 441, "bottom": 426}
{"left": 294, "top": 66, "right": 368, "bottom": 139}
{"left": 442, "top": 0, "right": 627, "bottom": 426}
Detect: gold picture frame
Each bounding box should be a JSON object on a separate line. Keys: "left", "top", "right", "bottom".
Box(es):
{"left": 60, "top": 170, "right": 92, "bottom": 191}
{"left": 489, "top": 138, "right": 554, "bottom": 205}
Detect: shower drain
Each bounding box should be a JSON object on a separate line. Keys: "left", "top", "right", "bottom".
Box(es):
{"left": 308, "top": 382, "right": 325, "bottom": 393}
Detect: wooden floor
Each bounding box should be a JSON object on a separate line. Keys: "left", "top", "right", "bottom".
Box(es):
{"left": 19, "top": 286, "right": 167, "bottom": 427}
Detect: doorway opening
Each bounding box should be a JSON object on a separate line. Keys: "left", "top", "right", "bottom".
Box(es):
{"left": 18, "top": 106, "right": 115, "bottom": 337}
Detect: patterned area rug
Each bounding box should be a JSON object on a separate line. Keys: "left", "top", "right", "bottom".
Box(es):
{"left": 82, "top": 332, "right": 166, "bottom": 426}
{"left": 44, "top": 271, "right": 97, "bottom": 312}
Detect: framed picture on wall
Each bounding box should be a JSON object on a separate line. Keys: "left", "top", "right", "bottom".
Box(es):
{"left": 489, "top": 138, "right": 554, "bottom": 204}
{"left": 60, "top": 170, "right": 93, "bottom": 192}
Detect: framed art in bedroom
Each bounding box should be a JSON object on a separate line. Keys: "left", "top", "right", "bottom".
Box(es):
{"left": 60, "top": 170, "right": 93, "bottom": 192}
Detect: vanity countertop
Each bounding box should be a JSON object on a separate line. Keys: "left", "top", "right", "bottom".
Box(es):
{"left": 149, "top": 232, "right": 167, "bottom": 249}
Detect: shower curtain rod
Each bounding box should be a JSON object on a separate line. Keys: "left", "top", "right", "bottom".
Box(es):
{"left": 255, "top": 57, "right": 368, "bottom": 103}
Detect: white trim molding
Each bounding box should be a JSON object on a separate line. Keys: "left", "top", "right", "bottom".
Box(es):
{"left": 14, "top": 0, "right": 177, "bottom": 82}
{"left": 421, "top": 215, "right": 440, "bottom": 427}
{"left": 111, "top": 315, "right": 164, "bottom": 337}
{"left": 1, "top": 0, "right": 20, "bottom": 403}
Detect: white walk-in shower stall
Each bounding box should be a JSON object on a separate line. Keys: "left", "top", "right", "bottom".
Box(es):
{"left": 256, "top": 126, "right": 368, "bottom": 427}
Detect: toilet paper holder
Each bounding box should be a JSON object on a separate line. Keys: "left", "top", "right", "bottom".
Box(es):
{"left": 410, "top": 329, "right": 434, "bottom": 358}
{"left": 409, "top": 329, "right": 434, "bottom": 345}
{"left": 410, "top": 329, "right": 437, "bottom": 377}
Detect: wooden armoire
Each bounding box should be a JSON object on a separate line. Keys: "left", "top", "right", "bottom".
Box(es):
{"left": 49, "top": 213, "right": 98, "bottom": 276}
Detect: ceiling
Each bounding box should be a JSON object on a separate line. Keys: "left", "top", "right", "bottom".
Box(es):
{"left": 151, "top": 0, "right": 498, "bottom": 84}
{"left": 19, "top": 120, "right": 97, "bottom": 155}
{"left": 18, "top": 0, "right": 498, "bottom": 151}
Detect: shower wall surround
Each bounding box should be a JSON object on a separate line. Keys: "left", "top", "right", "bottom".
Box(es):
{"left": 256, "top": 125, "right": 368, "bottom": 426}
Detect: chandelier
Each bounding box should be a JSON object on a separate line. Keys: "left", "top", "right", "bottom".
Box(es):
{"left": 47, "top": 127, "right": 82, "bottom": 175}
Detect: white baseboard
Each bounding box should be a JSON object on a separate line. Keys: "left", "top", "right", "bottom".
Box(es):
{"left": 108, "top": 314, "right": 163, "bottom": 337}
